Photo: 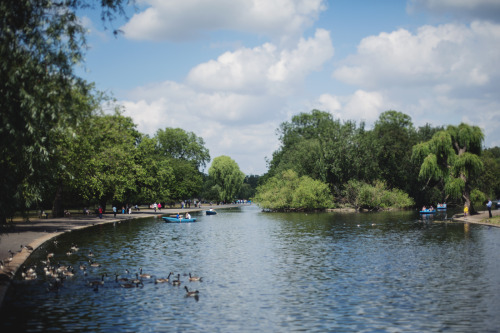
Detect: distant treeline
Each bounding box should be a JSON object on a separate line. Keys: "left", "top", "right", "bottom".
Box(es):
{"left": 254, "top": 110, "right": 500, "bottom": 211}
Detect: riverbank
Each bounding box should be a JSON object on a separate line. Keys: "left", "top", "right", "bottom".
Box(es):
{"left": 0, "top": 204, "right": 247, "bottom": 309}
{"left": 451, "top": 208, "right": 500, "bottom": 226}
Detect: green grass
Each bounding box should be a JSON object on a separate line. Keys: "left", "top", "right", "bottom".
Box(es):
{"left": 480, "top": 215, "right": 500, "bottom": 225}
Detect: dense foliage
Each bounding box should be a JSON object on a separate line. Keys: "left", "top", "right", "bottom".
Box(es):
{"left": 259, "top": 109, "right": 494, "bottom": 212}
{"left": 342, "top": 180, "right": 415, "bottom": 211}
{"left": 253, "top": 170, "right": 332, "bottom": 211}
{"left": 412, "top": 124, "right": 484, "bottom": 213}
{"left": 0, "top": 0, "right": 129, "bottom": 222}
{"left": 207, "top": 156, "right": 245, "bottom": 203}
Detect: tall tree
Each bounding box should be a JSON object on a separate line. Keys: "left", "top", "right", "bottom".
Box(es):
{"left": 412, "top": 123, "right": 484, "bottom": 213}
{"left": 371, "top": 110, "right": 417, "bottom": 192}
{"left": 154, "top": 128, "right": 209, "bottom": 202}
{"left": 0, "top": 0, "right": 128, "bottom": 222}
{"left": 476, "top": 147, "right": 500, "bottom": 199}
{"left": 208, "top": 156, "right": 245, "bottom": 203}
{"left": 155, "top": 128, "right": 210, "bottom": 170}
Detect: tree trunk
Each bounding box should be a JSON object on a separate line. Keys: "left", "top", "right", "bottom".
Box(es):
{"left": 463, "top": 187, "right": 474, "bottom": 214}
{"left": 52, "top": 180, "right": 64, "bottom": 218}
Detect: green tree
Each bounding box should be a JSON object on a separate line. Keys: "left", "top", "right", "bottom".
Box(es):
{"left": 132, "top": 135, "right": 174, "bottom": 205}
{"left": 0, "top": 0, "right": 128, "bottom": 222}
{"left": 155, "top": 128, "right": 210, "bottom": 170}
{"left": 372, "top": 111, "right": 416, "bottom": 192}
{"left": 168, "top": 159, "right": 203, "bottom": 202}
{"left": 342, "top": 180, "right": 414, "bottom": 211}
{"left": 476, "top": 147, "right": 500, "bottom": 199}
{"left": 154, "top": 128, "right": 209, "bottom": 202}
{"left": 412, "top": 123, "right": 484, "bottom": 213}
{"left": 254, "top": 169, "right": 332, "bottom": 211}
{"left": 268, "top": 110, "right": 378, "bottom": 195}
{"left": 208, "top": 156, "right": 245, "bottom": 203}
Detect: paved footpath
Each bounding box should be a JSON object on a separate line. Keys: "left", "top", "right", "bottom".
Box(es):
{"left": 0, "top": 204, "right": 243, "bottom": 308}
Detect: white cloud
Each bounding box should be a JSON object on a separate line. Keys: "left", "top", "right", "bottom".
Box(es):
{"left": 316, "top": 91, "right": 383, "bottom": 124}
{"left": 325, "top": 20, "right": 500, "bottom": 147}
{"left": 333, "top": 21, "right": 500, "bottom": 92}
{"left": 117, "top": 28, "right": 334, "bottom": 175}
{"left": 121, "top": 87, "right": 281, "bottom": 174}
{"left": 121, "top": 0, "right": 327, "bottom": 41}
{"left": 186, "top": 29, "right": 334, "bottom": 96}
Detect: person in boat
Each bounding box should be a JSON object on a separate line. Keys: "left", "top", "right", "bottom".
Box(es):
{"left": 186, "top": 212, "right": 191, "bottom": 219}
{"left": 176, "top": 213, "right": 181, "bottom": 219}
{"left": 422, "top": 206, "right": 427, "bottom": 211}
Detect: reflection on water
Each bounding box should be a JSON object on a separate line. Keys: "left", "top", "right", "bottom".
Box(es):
{"left": 1, "top": 206, "right": 499, "bottom": 332}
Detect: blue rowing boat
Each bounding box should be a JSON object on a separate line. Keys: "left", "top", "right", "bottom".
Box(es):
{"left": 163, "top": 216, "right": 197, "bottom": 223}
{"left": 419, "top": 210, "right": 436, "bottom": 214}
{"left": 206, "top": 210, "right": 217, "bottom": 215}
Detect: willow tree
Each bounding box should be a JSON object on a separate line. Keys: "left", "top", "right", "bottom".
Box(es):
{"left": 208, "top": 156, "right": 245, "bottom": 203}
{"left": 412, "top": 123, "right": 484, "bottom": 213}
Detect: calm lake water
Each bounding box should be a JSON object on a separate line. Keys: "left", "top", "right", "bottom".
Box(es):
{"left": 1, "top": 205, "right": 499, "bottom": 332}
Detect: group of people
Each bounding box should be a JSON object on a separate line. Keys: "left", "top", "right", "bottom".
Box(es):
{"left": 463, "top": 198, "right": 494, "bottom": 218}
{"left": 175, "top": 212, "right": 191, "bottom": 219}
{"left": 421, "top": 205, "right": 435, "bottom": 212}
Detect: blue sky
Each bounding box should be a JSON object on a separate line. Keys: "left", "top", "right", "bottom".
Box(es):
{"left": 77, "top": 0, "right": 500, "bottom": 175}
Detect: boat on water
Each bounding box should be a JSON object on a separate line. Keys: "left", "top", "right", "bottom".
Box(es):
{"left": 420, "top": 209, "right": 436, "bottom": 214}
{"left": 437, "top": 203, "right": 447, "bottom": 210}
{"left": 206, "top": 210, "right": 217, "bottom": 215}
{"left": 163, "top": 216, "right": 197, "bottom": 223}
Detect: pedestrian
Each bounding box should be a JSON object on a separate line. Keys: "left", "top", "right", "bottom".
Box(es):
{"left": 158, "top": 202, "right": 162, "bottom": 211}
{"left": 487, "top": 198, "right": 492, "bottom": 218}
{"left": 464, "top": 205, "right": 469, "bottom": 217}
{"left": 98, "top": 206, "right": 103, "bottom": 219}
{"left": 113, "top": 205, "right": 117, "bottom": 218}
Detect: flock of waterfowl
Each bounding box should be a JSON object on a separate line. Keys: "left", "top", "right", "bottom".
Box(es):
{"left": 3, "top": 242, "right": 202, "bottom": 300}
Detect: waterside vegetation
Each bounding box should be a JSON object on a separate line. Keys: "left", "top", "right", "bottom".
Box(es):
{"left": 2, "top": 1, "right": 500, "bottom": 220}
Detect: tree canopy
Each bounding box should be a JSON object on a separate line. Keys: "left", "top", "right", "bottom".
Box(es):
{"left": 412, "top": 123, "right": 484, "bottom": 212}
{"left": 0, "top": 0, "right": 129, "bottom": 222}
{"left": 254, "top": 170, "right": 332, "bottom": 211}
{"left": 208, "top": 156, "right": 245, "bottom": 203}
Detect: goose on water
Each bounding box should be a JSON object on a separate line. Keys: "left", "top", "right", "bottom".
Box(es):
{"left": 155, "top": 272, "right": 173, "bottom": 284}
{"left": 184, "top": 286, "right": 199, "bottom": 297}
{"left": 88, "top": 274, "right": 106, "bottom": 286}
{"left": 189, "top": 273, "right": 202, "bottom": 282}
{"left": 172, "top": 274, "right": 181, "bottom": 286}
{"left": 139, "top": 267, "right": 152, "bottom": 279}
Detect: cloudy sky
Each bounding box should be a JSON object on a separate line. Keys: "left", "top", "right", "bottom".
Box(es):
{"left": 77, "top": 0, "right": 500, "bottom": 175}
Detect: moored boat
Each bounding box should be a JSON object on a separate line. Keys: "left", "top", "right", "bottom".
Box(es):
{"left": 206, "top": 210, "right": 217, "bottom": 215}
{"left": 437, "top": 203, "right": 447, "bottom": 210}
{"left": 420, "top": 210, "right": 436, "bottom": 214}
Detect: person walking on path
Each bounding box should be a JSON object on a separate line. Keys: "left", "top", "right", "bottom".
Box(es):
{"left": 487, "top": 199, "right": 492, "bottom": 218}
{"left": 113, "top": 205, "right": 117, "bottom": 218}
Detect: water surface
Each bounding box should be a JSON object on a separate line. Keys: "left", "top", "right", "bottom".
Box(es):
{"left": 1, "top": 206, "right": 499, "bottom": 332}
